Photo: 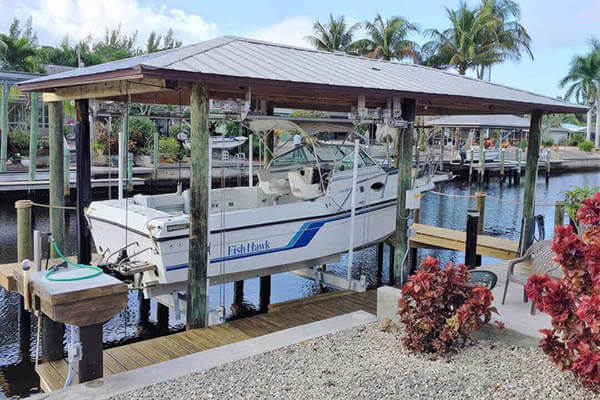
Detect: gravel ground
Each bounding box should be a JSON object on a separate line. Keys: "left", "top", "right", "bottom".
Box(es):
{"left": 111, "top": 323, "right": 596, "bottom": 400}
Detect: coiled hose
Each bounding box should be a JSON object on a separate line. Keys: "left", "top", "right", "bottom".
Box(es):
{"left": 45, "top": 240, "right": 103, "bottom": 281}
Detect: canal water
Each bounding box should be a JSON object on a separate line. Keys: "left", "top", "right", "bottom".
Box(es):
{"left": 1, "top": 170, "right": 599, "bottom": 398}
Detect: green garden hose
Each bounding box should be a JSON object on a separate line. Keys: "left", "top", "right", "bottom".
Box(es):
{"left": 45, "top": 241, "right": 103, "bottom": 282}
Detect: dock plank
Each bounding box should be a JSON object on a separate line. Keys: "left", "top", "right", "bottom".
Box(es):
{"left": 36, "top": 289, "right": 378, "bottom": 393}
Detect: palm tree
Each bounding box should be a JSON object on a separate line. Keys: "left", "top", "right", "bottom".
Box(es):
{"left": 423, "top": 3, "right": 495, "bottom": 75}
{"left": 304, "top": 14, "right": 360, "bottom": 52}
{"left": 0, "top": 34, "right": 39, "bottom": 72}
{"left": 560, "top": 40, "right": 600, "bottom": 145}
{"left": 352, "top": 14, "right": 420, "bottom": 62}
{"left": 476, "top": 0, "right": 533, "bottom": 80}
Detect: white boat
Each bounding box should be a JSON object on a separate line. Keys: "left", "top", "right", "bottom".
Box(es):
{"left": 456, "top": 148, "right": 499, "bottom": 162}
{"left": 86, "top": 142, "right": 403, "bottom": 293}
{"left": 181, "top": 135, "right": 248, "bottom": 153}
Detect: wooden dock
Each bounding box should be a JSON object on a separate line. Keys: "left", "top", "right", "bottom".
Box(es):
{"left": 409, "top": 223, "right": 519, "bottom": 260}
{"left": 36, "top": 290, "right": 377, "bottom": 392}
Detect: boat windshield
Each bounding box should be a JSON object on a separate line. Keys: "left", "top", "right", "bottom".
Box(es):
{"left": 308, "top": 144, "right": 352, "bottom": 163}
{"left": 270, "top": 143, "right": 353, "bottom": 168}
{"left": 333, "top": 149, "right": 376, "bottom": 172}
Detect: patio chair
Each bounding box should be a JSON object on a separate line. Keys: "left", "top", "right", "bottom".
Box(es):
{"left": 501, "top": 240, "right": 562, "bottom": 315}
{"left": 469, "top": 270, "right": 497, "bottom": 289}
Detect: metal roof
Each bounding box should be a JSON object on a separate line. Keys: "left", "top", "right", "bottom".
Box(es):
{"left": 0, "top": 70, "right": 44, "bottom": 84}
{"left": 425, "top": 114, "right": 531, "bottom": 129}
{"left": 19, "top": 36, "right": 587, "bottom": 114}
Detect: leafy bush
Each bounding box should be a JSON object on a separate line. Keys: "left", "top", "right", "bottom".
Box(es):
{"left": 158, "top": 137, "right": 181, "bottom": 162}
{"left": 8, "top": 129, "right": 29, "bottom": 154}
{"left": 92, "top": 139, "right": 105, "bottom": 156}
{"left": 526, "top": 193, "right": 600, "bottom": 389}
{"left": 563, "top": 186, "right": 600, "bottom": 230}
{"left": 168, "top": 122, "right": 189, "bottom": 139}
{"left": 569, "top": 133, "right": 585, "bottom": 146}
{"left": 128, "top": 117, "right": 157, "bottom": 155}
{"left": 542, "top": 136, "right": 554, "bottom": 147}
{"left": 579, "top": 140, "right": 594, "bottom": 152}
{"left": 559, "top": 137, "right": 570, "bottom": 146}
{"left": 398, "top": 257, "right": 496, "bottom": 355}
{"left": 518, "top": 140, "right": 528, "bottom": 150}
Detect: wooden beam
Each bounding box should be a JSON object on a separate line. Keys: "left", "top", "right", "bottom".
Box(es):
{"left": 393, "top": 98, "right": 416, "bottom": 284}
{"left": 519, "top": 110, "right": 542, "bottom": 254}
{"left": 42, "top": 78, "right": 166, "bottom": 102}
{"left": 48, "top": 102, "right": 65, "bottom": 258}
{"left": 186, "top": 82, "right": 209, "bottom": 330}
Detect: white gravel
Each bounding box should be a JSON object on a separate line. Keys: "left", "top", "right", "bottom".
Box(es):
{"left": 111, "top": 323, "right": 596, "bottom": 400}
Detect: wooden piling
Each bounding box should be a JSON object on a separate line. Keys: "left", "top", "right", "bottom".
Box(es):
{"left": 478, "top": 129, "right": 485, "bottom": 184}
{"left": 79, "top": 324, "right": 103, "bottom": 382}
{"left": 499, "top": 148, "right": 505, "bottom": 183}
{"left": 0, "top": 81, "right": 8, "bottom": 172}
{"left": 259, "top": 275, "right": 271, "bottom": 313}
{"left": 554, "top": 201, "right": 564, "bottom": 227}
{"left": 29, "top": 92, "right": 40, "bottom": 181}
{"left": 393, "top": 98, "right": 416, "bottom": 284}
{"left": 519, "top": 110, "right": 543, "bottom": 255}
{"left": 545, "top": 149, "right": 551, "bottom": 184}
{"left": 515, "top": 148, "right": 522, "bottom": 184}
{"left": 233, "top": 280, "right": 244, "bottom": 305}
{"left": 186, "top": 83, "right": 210, "bottom": 330}
{"left": 48, "top": 101, "right": 65, "bottom": 258}
{"left": 475, "top": 192, "right": 485, "bottom": 234}
{"left": 157, "top": 302, "right": 169, "bottom": 335}
{"left": 16, "top": 200, "right": 33, "bottom": 262}
{"left": 153, "top": 124, "right": 159, "bottom": 179}
{"left": 468, "top": 149, "right": 474, "bottom": 183}
{"left": 376, "top": 242, "right": 384, "bottom": 286}
{"left": 75, "top": 99, "right": 92, "bottom": 265}
{"left": 465, "top": 210, "right": 479, "bottom": 268}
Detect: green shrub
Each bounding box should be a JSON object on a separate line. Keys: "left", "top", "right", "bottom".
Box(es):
{"left": 8, "top": 129, "right": 29, "bottom": 154}
{"left": 558, "top": 137, "right": 570, "bottom": 146}
{"left": 159, "top": 137, "right": 181, "bottom": 162}
{"left": 168, "top": 122, "right": 188, "bottom": 139}
{"left": 128, "top": 117, "right": 157, "bottom": 155}
{"left": 569, "top": 133, "right": 585, "bottom": 146}
{"left": 92, "top": 139, "right": 105, "bottom": 155}
{"left": 578, "top": 140, "right": 594, "bottom": 152}
{"left": 518, "top": 140, "right": 528, "bottom": 150}
{"left": 541, "top": 136, "right": 554, "bottom": 147}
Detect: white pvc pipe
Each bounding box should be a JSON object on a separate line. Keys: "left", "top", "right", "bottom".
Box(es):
{"left": 248, "top": 134, "right": 253, "bottom": 187}
{"left": 347, "top": 139, "right": 360, "bottom": 285}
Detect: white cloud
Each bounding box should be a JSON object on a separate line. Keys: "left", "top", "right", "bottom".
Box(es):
{"left": 17, "top": 0, "right": 218, "bottom": 45}
{"left": 246, "top": 16, "right": 313, "bottom": 48}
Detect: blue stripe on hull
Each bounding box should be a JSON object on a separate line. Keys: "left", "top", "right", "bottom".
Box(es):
{"left": 165, "top": 202, "right": 393, "bottom": 272}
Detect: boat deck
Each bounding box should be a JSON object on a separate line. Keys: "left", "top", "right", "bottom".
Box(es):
{"left": 36, "top": 290, "right": 377, "bottom": 392}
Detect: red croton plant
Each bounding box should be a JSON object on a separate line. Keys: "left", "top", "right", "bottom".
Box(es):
{"left": 525, "top": 192, "right": 600, "bottom": 389}
{"left": 397, "top": 256, "right": 496, "bottom": 355}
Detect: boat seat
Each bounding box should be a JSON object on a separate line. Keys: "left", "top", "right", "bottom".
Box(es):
{"left": 133, "top": 193, "right": 185, "bottom": 214}
{"left": 257, "top": 169, "right": 289, "bottom": 197}
{"left": 288, "top": 171, "right": 322, "bottom": 200}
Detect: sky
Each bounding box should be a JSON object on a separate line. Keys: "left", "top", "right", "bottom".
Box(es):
{"left": 1, "top": 0, "right": 599, "bottom": 101}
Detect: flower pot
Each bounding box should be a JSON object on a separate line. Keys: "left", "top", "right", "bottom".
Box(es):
{"left": 134, "top": 155, "right": 153, "bottom": 168}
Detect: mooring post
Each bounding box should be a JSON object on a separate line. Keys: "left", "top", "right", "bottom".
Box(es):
{"left": 393, "top": 98, "right": 416, "bottom": 285}
{"left": 465, "top": 210, "right": 479, "bottom": 268}
{"left": 0, "top": 81, "right": 8, "bottom": 172}
{"left": 16, "top": 200, "right": 33, "bottom": 262}
{"left": 186, "top": 82, "right": 210, "bottom": 330}
{"left": 499, "top": 148, "right": 505, "bottom": 184}
{"left": 49, "top": 102, "right": 65, "bottom": 258}
{"left": 545, "top": 149, "right": 551, "bottom": 184}
{"left": 79, "top": 324, "right": 103, "bottom": 382}
{"left": 468, "top": 149, "right": 474, "bottom": 183}
{"left": 75, "top": 99, "right": 102, "bottom": 382}
{"left": 138, "top": 291, "right": 150, "bottom": 327}
{"left": 259, "top": 275, "right": 271, "bottom": 313}
{"left": 554, "top": 201, "right": 564, "bottom": 227}
{"left": 515, "top": 148, "right": 522, "bottom": 185}
{"left": 29, "top": 92, "right": 40, "bottom": 181}
{"left": 475, "top": 192, "right": 485, "bottom": 234}
{"left": 519, "top": 110, "right": 543, "bottom": 255}
{"left": 157, "top": 302, "right": 169, "bottom": 335}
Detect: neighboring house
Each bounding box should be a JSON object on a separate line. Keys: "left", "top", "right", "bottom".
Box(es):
{"left": 546, "top": 123, "right": 590, "bottom": 144}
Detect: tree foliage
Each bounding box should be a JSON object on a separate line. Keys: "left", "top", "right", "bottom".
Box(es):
{"left": 352, "top": 14, "right": 420, "bottom": 62}
{"left": 304, "top": 14, "right": 360, "bottom": 52}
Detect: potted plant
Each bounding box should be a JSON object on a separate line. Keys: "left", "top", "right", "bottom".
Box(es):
{"left": 92, "top": 139, "right": 108, "bottom": 166}
{"left": 129, "top": 117, "right": 157, "bottom": 167}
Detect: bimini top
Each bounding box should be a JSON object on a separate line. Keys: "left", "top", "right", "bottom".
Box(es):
{"left": 425, "top": 114, "right": 531, "bottom": 129}
{"left": 18, "top": 36, "right": 587, "bottom": 115}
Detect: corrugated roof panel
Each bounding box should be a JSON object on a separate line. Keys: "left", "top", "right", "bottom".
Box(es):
{"left": 426, "top": 114, "right": 531, "bottom": 128}
{"left": 19, "top": 35, "right": 587, "bottom": 113}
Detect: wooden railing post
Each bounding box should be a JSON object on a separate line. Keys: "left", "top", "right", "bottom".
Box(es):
{"left": 475, "top": 192, "right": 485, "bottom": 234}
{"left": 465, "top": 210, "right": 479, "bottom": 268}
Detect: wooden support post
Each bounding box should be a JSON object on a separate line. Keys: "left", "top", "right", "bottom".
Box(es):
{"left": 393, "top": 98, "right": 416, "bottom": 285}
{"left": 79, "top": 324, "right": 103, "bottom": 383}
{"left": 48, "top": 102, "right": 65, "bottom": 258}
{"left": 259, "top": 275, "right": 271, "bottom": 313}
{"left": 515, "top": 148, "right": 522, "bottom": 184}
{"left": 468, "top": 149, "right": 474, "bottom": 183}
{"left": 157, "top": 302, "right": 169, "bottom": 335}
{"left": 519, "top": 110, "right": 543, "bottom": 255}
{"left": 545, "top": 149, "right": 551, "bottom": 184}
{"left": 475, "top": 192, "right": 485, "bottom": 233}
{"left": 63, "top": 140, "right": 71, "bottom": 196}
{"left": 465, "top": 210, "right": 479, "bottom": 268}
{"left": 153, "top": 124, "right": 159, "bottom": 179}
{"left": 233, "top": 280, "right": 244, "bottom": 305}
{"left": 554, "top": 201, "right": 564, "bottom": 227}
{"left": 138, "top": 292, "right": 150, "bottom": 327}
{"left": 75, "top": 99, "right": 92, "bottom": 265}
{"left": 478, "top": 128, "right": 485, "bottom": 184}
{"left": 186, "top": 83, "right": 209, "bottom": 330}
{"left": 375, "top": 242, "right": 384, "bottom": 286}
{"left": 16, "top": 200, "right": 33, "bottom": 262}
{"left": 499, "top": 148, "right": 505, "bottom": 184}
{"left": 0, "top": 81, "right": 8, "bottom": 172}
{"left": 29, "top": 92, "right": 40, "bottom": 181}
